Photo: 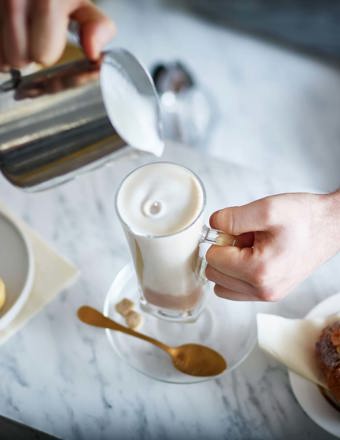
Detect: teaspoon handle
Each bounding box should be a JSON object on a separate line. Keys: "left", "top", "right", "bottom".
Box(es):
{"left": 77, "top": 306, "right": 170, "bottom": 354}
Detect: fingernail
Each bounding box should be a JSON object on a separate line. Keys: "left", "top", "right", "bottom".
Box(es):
{"left": 96, "top": 23, "right": 116, "bottom": 52}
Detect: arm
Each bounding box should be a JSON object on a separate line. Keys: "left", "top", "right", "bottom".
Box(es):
{"left": 206, "top": 191, "right": 340, "bottom": 301}
{"left": 0, "top": 0, "right": 115, "bottom": 70}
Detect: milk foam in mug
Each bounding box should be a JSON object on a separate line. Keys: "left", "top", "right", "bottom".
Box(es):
{"left": 116, "top": 162, "right": 234, "bottom": 322}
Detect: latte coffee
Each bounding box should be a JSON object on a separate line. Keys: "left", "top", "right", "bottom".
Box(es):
{"left": 116, "top": 162, "right": 206, "bottom": 316}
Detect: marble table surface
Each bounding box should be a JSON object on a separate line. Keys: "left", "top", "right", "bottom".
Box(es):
{"left": 0, "top": 0, "right": 340, "bottom": 438}
{"left": 0, "top": 142, "right": 339, "bottom": 440}
{"left": 101, "top": 0, "right": 340, "bottom": 193}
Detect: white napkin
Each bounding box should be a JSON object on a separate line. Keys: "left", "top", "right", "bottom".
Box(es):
{"left": 0, "top": 204, "right": 79, "bottom": 344}
{"left": 257, "top": 313, "right": 340, "bottom": 388}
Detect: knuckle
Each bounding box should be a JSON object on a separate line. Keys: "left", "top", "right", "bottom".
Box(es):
{"left": 251, "top": 260, "right": 280, "bottom": 301}
{"left": 256, "top": 285, "right": 277, "bottom": 302}
{"left": 260, "top": 198, "right": 277, "bottom": 226}
{"left": 252, "top": 261, "right": 269, "bottom": 287}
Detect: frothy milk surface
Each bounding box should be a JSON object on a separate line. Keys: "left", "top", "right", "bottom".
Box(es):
{"left": 117, "top": 163, "right": 204, "bottom": 236}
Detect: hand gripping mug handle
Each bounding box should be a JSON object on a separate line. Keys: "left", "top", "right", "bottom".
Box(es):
{"left": 198, "top": 225, "right": 237, "bottom": 281}
{"left": 201, "top": 225, "right": 237, "bottom": 247}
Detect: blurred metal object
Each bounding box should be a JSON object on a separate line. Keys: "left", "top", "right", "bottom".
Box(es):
{"left": 0, "top": 69, "right": 21, "bottom": 92}
{"left": 152, "top": 61, "right": 216, "bottom": 149}
{"left": 0, "top": 49, "right": 162, "bottom": 191}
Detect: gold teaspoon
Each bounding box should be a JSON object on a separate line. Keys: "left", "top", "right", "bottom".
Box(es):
{"left": 77, "top": 305, "right": 227, "bottom": 377}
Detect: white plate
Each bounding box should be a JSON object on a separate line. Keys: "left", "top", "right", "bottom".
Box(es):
{"left": 0, "top": 211, "right": 34, "bottom": 330}
{"left": 103, "top": 263, "right": 256, "bottom": 384}
{"left": 289, "top": 293, "right": 340, "bottom": 438}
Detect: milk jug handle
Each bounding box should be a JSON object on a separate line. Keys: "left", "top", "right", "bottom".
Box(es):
{"left": 0, "top": 69, "right": 21, "bottom": 92}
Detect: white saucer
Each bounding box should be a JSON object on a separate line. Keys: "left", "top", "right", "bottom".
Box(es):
{"left": 103, "top": 263, "right": 256, "bottom": 384}
{"left": 0, "top": 210, "right": 34, "bottom": 330}
{"left": 289, "top": 292, "right": 340, "bottom": 438}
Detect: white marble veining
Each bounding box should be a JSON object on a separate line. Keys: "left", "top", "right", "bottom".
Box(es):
{"left": 0, "top": 143, "right": 339, "bottom": 440}
{"left": 0, "top": 0, "right": 339, "bottom": 438}
{"left": 102, "top": 0, "right": 340, "bottom": 193}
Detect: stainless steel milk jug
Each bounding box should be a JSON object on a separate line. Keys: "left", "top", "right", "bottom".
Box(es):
{"left": 0, "top": 49, "right": 163, "bottom": 191}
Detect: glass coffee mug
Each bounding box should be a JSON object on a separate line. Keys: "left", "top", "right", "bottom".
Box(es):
{"left": 115, "top": 162, "right": 235, "bottom": 322}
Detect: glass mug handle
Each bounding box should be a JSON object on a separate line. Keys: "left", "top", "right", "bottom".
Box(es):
{"left": 198, "top": 225, "right": 237, "bottom": 281}
{"left": 201, "top": 225, "right": 236, "bottom": 247}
